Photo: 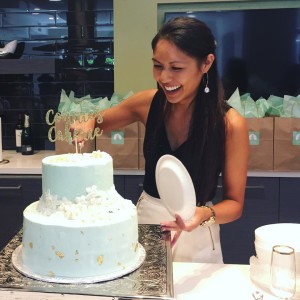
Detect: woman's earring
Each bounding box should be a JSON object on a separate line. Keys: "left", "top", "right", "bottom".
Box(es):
{"left": 204, "top": 73, "right": 210, "bottom": 93}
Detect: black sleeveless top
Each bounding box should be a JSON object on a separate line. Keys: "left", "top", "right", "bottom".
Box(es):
{"left": 143, "top": 90, "right": 229, "bottom": 206}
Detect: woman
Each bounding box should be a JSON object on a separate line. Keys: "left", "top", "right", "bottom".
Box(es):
{"left": 75, "top": 17, "right": 248, "bottom": 263}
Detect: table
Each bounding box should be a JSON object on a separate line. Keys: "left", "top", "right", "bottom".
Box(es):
{"left": 0, "top": 262, "right": 283, "bottom": 300}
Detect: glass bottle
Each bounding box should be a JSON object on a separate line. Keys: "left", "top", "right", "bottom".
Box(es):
{"left": 21, "top": 114, "right": 33, "bottom": 155}
{"left": 15, "top": 112, "right": 23, "bottom": 152}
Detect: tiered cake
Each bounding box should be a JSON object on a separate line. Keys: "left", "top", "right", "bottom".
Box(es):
{"left": 15, "top": 151, "right": 142, "bottom": 282}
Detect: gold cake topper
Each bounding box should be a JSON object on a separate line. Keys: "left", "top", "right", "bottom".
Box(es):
{"left": 45, "top": 109, "right": 103, "bottom": 144}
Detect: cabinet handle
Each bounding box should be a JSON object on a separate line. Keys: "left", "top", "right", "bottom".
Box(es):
{"left": 217, "top": 185, "right": 264, "bottom": 189}
{"left": 0, "top": 185, "right": 22, "bottom": 190}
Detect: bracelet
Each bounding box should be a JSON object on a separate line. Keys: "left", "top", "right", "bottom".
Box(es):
{"left": 199, "top": 206, "right": 216, "bottom": 226}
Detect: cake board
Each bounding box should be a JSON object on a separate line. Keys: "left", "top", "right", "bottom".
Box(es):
{"left": 0, "top": 224, "right": 174, "bottom": 299}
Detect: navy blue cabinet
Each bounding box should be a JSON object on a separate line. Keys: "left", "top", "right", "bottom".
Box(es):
{"left": 124, "top": 175, "right": 144, "bottom": 205}
{"left": 0, "top": 175, "right": 42, "bottom": 250}
{"left": 279, "top": 178, "right": 300, "bottom": 223}
{"left": 219, "top": 177, "right": 280, "bottom": 264}
{"left": 1, "top": 173, "right": 298, "bottom": 265}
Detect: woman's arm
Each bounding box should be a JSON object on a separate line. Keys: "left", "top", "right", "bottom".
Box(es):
{"left": 96, "top": 89, "right": 157, "bottom": 131}
{"left": 73, "top": 89, "right": 157, "bottom": 143}
{"left": 211, "top": 108, "right": 249, "bottom": 224}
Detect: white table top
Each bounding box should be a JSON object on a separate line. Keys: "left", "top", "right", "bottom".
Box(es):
{"left": 0, "top": 263, "right": 282, "bottom": 300}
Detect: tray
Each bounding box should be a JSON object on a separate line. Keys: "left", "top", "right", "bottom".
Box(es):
{"left": 0, "top": 224, "right": 174, "bottom": 299}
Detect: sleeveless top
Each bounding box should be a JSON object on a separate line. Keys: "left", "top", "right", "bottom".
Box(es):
{"left": 143, "top": 90, "right": 230, "bottom": 206}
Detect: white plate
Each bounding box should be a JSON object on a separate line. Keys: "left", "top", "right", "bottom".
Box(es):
{"left": 155, "top": 155, "right": 196, "bottom": 221}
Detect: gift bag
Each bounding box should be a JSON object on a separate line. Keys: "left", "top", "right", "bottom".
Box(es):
{"left": 274, "top": 118, "right": 300, "bottom": 171}
{"left": 246, "top": 117, "right": 274, "bottom": 171}
{"left": 96, "top": 123, "right": 139, "bottom": 169}
{"left": 55, "top": 119, "right": 95, "bottom": 154}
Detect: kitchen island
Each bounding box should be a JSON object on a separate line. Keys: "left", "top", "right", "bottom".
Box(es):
{"left": 0, "top": 262, "right": 281, "bottom": 300}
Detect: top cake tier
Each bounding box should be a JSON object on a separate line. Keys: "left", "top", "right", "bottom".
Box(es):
{"left": 42, "top": 151, "right": 114, "bottom": 201}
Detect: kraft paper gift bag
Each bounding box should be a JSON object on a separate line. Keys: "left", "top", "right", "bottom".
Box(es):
{"left": 274, "top": 118, "right": 300, "bottom": 171}
{"left": 96, "top": 123, "right": 139, "bottom": 169}
{"left": 246, "top": 117, "right": 274, "bottom": 171}
{"left": 55, "top": 119, "right": 95, "bottom": 154}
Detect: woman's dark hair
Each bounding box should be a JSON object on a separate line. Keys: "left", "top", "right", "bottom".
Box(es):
{"left": 151, "top": 17, "right": 228, "bottom": 204}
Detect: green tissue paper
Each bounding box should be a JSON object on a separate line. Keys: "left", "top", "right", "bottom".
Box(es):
{"left": 57, "top": 89, "right": 134, "bottom": 115}
{"left": 227, "top": 88, "right": 269, "bottom": 117}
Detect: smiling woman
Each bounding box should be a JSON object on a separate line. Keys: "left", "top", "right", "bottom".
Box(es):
{"left": 75, "top": 16, "right": 249, "bottom": 263}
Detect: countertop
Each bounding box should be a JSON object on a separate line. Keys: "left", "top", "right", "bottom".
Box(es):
{"left": 1, "top": 150, "right": 300, "bottom": 177}
{"left": 0, "top": 263, "right": 283, "bottom": 300}
{"left": 0, "top": 150, "right": 145, "bottom": 176}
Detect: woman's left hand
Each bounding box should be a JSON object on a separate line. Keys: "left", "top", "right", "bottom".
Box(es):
{"left": 161, "top": 208, "right": 205, "bottom": 247}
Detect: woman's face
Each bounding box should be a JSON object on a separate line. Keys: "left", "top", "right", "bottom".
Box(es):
{"left": 152, "top": 39, "right": 203, "bottom": 106}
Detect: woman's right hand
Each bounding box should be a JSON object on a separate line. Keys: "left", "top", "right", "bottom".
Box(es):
{"left": 70, "top": 114, "right": 98, "bottom": 147}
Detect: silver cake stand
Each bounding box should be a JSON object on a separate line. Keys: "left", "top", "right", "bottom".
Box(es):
{"left": 0, "top": 224, "right": 174, "bottom": 299}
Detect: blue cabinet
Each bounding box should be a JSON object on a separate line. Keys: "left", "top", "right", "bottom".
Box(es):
{"left": 279, "top": 178, "right": 300, "bottom": 223}
{"left": 124, "top": 175, "right": 144, "bottom": 205}
{"left": 219, "top": 177, "right": 280, "bottom": 264}
{"left": 0, "top": 175, "right": 42, "bottom": 250}
{"left": 1, "top": 173, "right": 299, "bottom": 264}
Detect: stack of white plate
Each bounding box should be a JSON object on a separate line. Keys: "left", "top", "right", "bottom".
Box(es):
{"left": 250, "top": 223, "right": 300, "bottom": 298}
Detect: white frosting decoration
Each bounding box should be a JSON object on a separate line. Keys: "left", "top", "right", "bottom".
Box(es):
{"left": 37, "top": 185, "right": 134, "bottom": 223}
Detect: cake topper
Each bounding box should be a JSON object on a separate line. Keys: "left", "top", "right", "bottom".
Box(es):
{"left": 45, "top": 109, "right": 103, "bottom": 145}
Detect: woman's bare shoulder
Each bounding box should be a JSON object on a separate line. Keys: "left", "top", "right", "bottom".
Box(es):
{"left": 225, "top": 108, "right": 248, "bottom": 136}
{"left": 127, "top": 89, "right": 157, "bottom": 104}
{"left": 122, "top": 89, "right": 157, "bottom": 123}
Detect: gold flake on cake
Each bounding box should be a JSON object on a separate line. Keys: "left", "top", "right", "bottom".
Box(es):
{"left": 117, "top": 262, "right": 125, "bottom": 269}
{"left": 55, "top": 251, "right": 65, "bottom": 259}
{"left": 134, "top": 242, "right": 138, "bottom": 252}
{"left": 75, "top": 250, "right": 79, "bottom": 255}
{"left": 51, "top": 245, "right": 55, "bottom": 250}
{"left": 48, "top": 271, "right": 55, "bottom": 277}
{"left": 97, "top": 255, "right": 103, "bottom": 265}
{"left": 91, "top": 150, "right": 102, "bottom": 158}
{"left": 29, "top": 242, "right": 33, "bottom": 249}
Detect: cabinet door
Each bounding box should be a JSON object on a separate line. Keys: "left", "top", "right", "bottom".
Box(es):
{"left": 0, "top": 175, "right": 42, "bottom": 250}
{"left": 114, "top": 175, "right": 125, "bottom": 197}
{"left": 124, "top": 175, "right": 144, "bottom": 205}
{"left": 218, "top": 177, "right": 280, "bottom": 264}
{"left": 279, "top": 178, "right": 300, "bottom": 223}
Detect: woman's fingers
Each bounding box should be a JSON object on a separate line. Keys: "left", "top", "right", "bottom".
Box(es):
{"left": 171, "top": 230, "right": 182, "bottom": 248}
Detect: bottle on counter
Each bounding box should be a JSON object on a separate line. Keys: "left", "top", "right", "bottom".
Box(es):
{"left": 21, "top": 114, "right": 34, "bottom": 155}
{"left": 15, "top": 112, "right": 23, "bottom": 152}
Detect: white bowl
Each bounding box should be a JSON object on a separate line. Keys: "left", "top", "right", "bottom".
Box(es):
{"left": 255, "top": 223, "right": 300, "bottom": 249}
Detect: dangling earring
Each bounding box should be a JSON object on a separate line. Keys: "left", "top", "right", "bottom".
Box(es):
{"left": 203, "top": 73, "right": 210, "bottom": 93}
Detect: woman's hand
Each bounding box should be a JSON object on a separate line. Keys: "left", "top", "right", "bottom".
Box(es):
{"left": 161, "top": 206, "right": 209, "bottom": 247}
{"left": 69, "top": 115, "right": 97, "bottom": 147}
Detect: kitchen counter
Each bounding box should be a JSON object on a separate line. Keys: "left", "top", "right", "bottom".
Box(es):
{"left": 0, "top": 263, "right": 282, "bottom": 300}
{"left": 0, "top": 151, "right": 144, "bottom": 175}
{"left": 1, "top": 150, "right": 300, "bottom": 177}
{"left": 0, "top": 150, "right": 52, "bottom": 175}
